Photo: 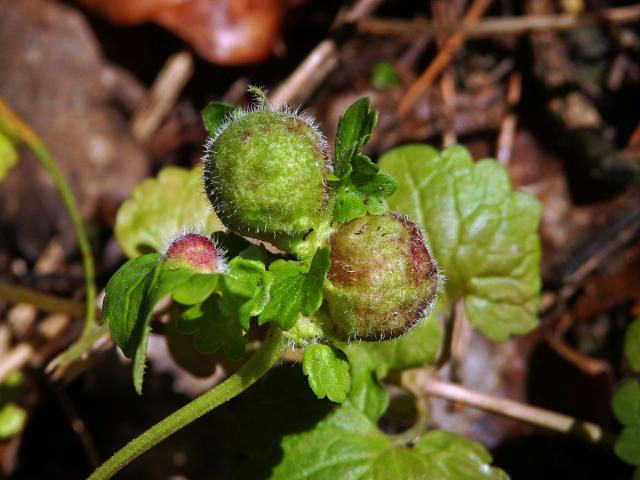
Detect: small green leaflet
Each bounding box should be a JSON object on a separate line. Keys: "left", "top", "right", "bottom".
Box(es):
{"left": 202, "top": 101, "right": 238, "bottom": 135}
{"left": 302, "top": 344, "right": 350, "bottom": 403}
{"left": 220, "top": 258, "right": 271, "bottom": 330}
{"left": 613, "top": 318, "right": 640, "bottom": 469}
{"left": 615, "top": 428, "right": 640, "bottom": 467}
{"left": 0, "top": 372, "right": 26, "bottom": 440}
{"left": 177, "top": 297, "right": 245, "bottom": 359}
{"left": 371, "top": 62, "right": 401, "bottom": 89}
{"left": 344, "top": 308, "right": 443, "bottom": 420}
{"left": 102, "top": 254, "right": 220, "bottom": 393}
{"left": 331, "top": 98, "right": 398, "bottom": 224}
{"left": 335, "top": 97, "right": 377, "bottom": 179}
{"left": 176, "top": 257, "right": 269, "bottom": 358}
{"left": 0, "top": 403, "right": 26, "bottom": 440}
{"left": 158, "top": 261, "right": 219, "bottom": 305}
{"left": 259, "top": 247, "right": 331, "bottom": 330}
{"left": 612, "top": 379, "right": 640, "bottom": 467}
{"left": 379, "top": 144, "right": 542, "bottom": 342}
{"left": 624, "top": 317, "right": 640, "bottom": 372}
{"left": 613, "top": 380, "right": 640, "bottom": 429}
{"left": 102, "top": 253, "right": 161, "bottom": 394}
{"left": 269, "top": 402, "right": 508, "bottom": 480}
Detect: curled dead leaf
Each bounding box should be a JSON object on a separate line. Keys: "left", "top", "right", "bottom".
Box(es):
{"left": 76, "top": 0, "right": 296, "bottom": 65}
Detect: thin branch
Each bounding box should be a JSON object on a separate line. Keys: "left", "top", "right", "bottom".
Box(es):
{"left": 270, "top": 40, "right": 338, "bottom": 108}
{"left": 130, "top": 51, "right": 194, "bottom": 142}
{"left": 360, "top": 4, "right": 640, "bottom": 39}
{"left": 496, "top": 72, "right": 522, "bottom": 165}
{"left": 397, "top": 0, "right": 494, "bottom": 116}
{"left": 270, "top": 0, "right": 385, "bottom": 107}
{"left": 424, "top": 376, "right": 614, "bottom": 445}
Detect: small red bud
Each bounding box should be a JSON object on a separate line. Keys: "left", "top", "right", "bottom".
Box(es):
{"left": 163, "top": 233, "right": 224, "bottom": 274}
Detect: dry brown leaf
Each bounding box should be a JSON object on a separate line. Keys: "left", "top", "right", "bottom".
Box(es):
{"left": 76, "top": 0, "right": 292, "bottom": 65}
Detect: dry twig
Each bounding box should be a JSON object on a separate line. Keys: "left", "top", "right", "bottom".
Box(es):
{"left": 397, "top": 0, "right": 494, "bottom": 116}
{"left": 424, "top": 376, "right": 612, "bottom": 444}
{"left": 496, "top": 72, "right": 522, "bottom": 165}
{"left": 270, "top": 0, "right": 385, "bottom": 107}
{"left": 130, "top": 51, "right": 194, "bottom": 142}
{"left": 360, "top": 4, "right": 640, "bottom": 39}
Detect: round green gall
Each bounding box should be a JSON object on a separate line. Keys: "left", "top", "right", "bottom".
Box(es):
{"left": 323, "top": 213, "right": 441, "bottom": 341}
{"left": 203, "top": 108, "right": 331, "bottom": 242}
{"left": 163, "top": 233, "right": 225, "bottom": 273}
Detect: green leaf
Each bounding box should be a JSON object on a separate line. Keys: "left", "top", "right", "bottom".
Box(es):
{"left": 236, "top": 367, "right": 334, "bottom": 479}
{"left": 344, "top": 307, "right": 444, "bottom": 420}
{"left": 259, "top": 248, "right": 330, "bottom": 330}
{"left": 303, "top": 247, "right": 331, "bottom": 314}
{"left": 625, "top": 317, "right": 640, "bottom": 372}
{"left": 345, "top": 357, "right": 389, "bottom": 422}
{"left": 331, "top": 98, "right": 397, "bottom": 224}
{"left": 612, "top": 379, "right": 640, "bottom": 467}
{"left": 0, "top": 131, "right": 18, "bottom": 182}
{"left": 302, "top": 344, "right": 351, "bottom": 403}
{"left": 158, "top": 262, "right": 219, "bottom": 305}
{"left": 333, "top": 186, "right": 369, "bottom": 223}
{"left": 103, "top": 253, "right": 223, "bottom": 391}
{"left": 351, "top": 154, "right": 380, "bottom": 185}
{"left": 379, "top": 144, "right": 542, "bottom": 342}
{"left": 335, "top": 97, "right": 378, "bottom": 179}
{"left": 615, "top": 427, "right": 640, "bottom": 466}
{"left": 177, "top": 297, "right": 245, "bottom": 359}
{"left": 202, "top": 101, "right": 238, "bottom": 135}
{"left": 102, "top": 254, "right": 161, "bottom": 357}
{"left": 332, "top": 184, "right": 393, "bottom": 224}
{"left": 115, "top": 166, "right": 224, "bottom": 258}
{"left": 0, "top": 371, "right": 26, "bottom": 440}
{"left": 357, "top": 172, "right": 398, "bottom": 197}
{"left": 220, "top": 258, "right": 270, "bottom": 330}
{"left": 102, "top": 253, "right": 163, "bottom": 393}
{"left": 164, "top": 309, "right": 220, "bottom": 378}
{"left": 413, "top": 430, "right": 509, "bottom": 479}
{"left": 270, "top": 402, "right": 507, "bottom": 480}
{"left": 0, "top": 403, "right": 26, "bottom": 439}
{"left": 612, "top": 379, "right": 640, "bottom": 427}
{"left": 371, "top": 62, "right": 401, "bottom": 90}
{"left": 260, "top": 260, "right": 306, "bottom": 330}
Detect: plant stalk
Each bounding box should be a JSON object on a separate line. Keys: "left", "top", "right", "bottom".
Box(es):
{"left": 88, "top": 328, "right": 286, "bottom": 480}
{"left": 0, "top": 99, "right": 96, "bottom": 337}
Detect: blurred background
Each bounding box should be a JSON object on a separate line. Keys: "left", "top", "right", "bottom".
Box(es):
{"left": 0, "top": 0, "right": 639, "bottom": 478}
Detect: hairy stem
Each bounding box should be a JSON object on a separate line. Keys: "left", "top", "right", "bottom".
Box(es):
{"left": 0, "top": 99, "right": 96, "bottom": 337}
{"left": 424, "top": 376, "right": 614, "bottom": 445}
{"left": 88, "top": 328, "right": 286, "bottom": 480}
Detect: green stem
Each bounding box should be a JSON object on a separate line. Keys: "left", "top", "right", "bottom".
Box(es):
{"left": 0, "top": 99, "right": 96, "bottom": 337}
{"left": 29, "top": 141, "right": 96, "bottom": 336}
{"left": 88, "top": 328, "right": 286, "bottom": 480}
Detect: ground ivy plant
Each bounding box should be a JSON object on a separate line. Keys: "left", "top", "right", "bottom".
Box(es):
{"left": 611, "top": 317, "right": 640, "bottom": 478}
{"left": 88, "top": 89, "right": 542, "bottom": 479}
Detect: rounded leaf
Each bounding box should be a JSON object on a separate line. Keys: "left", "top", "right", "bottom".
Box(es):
{"left": 115, "top": 166, "right": 223, "bottom": 258}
